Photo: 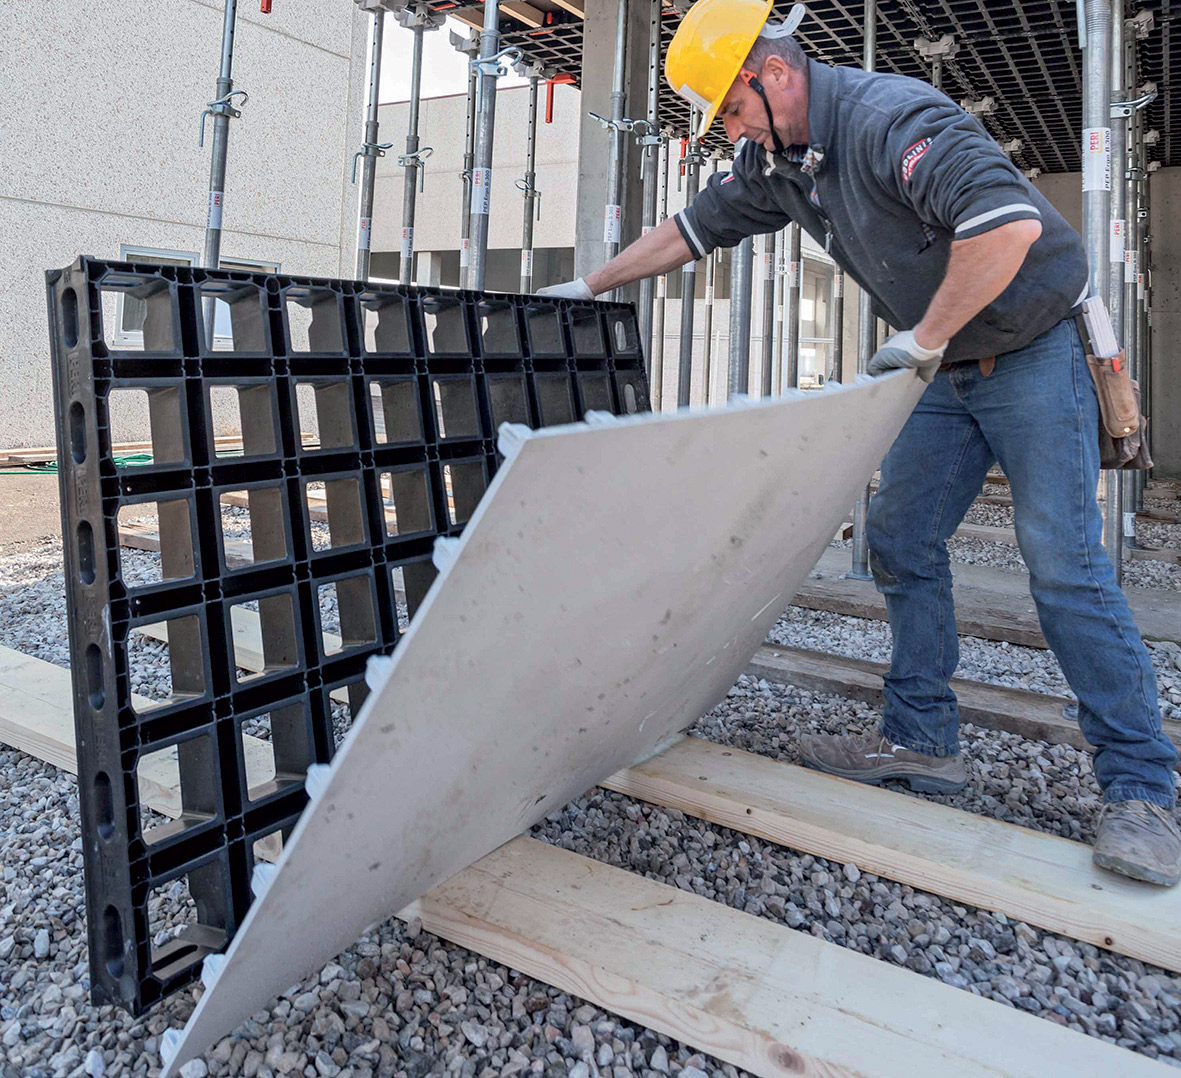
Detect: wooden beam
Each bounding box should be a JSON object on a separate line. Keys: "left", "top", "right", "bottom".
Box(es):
{"left": 0, "top": 647, "right": 276, "bottom": 830}
{"left": 955, "top": 522, "right": 1181, "bottom": 565}
{"left": 795, "top": 547, "right": 1181, "bottom": 648}
{"left": 408, "top": 836, "right": 1167, "bottom": 1077}
{"left": 746, "top": 644, "right": 1093, "bottom": 750}
{"left": 604, "top": 736, "right": 1181, "bottom": 974}
{"left": 549, "top": 0, "right": 585, "bottom": 16}
{"left": 499, "top": 0, "right": 546, "bottom": 28}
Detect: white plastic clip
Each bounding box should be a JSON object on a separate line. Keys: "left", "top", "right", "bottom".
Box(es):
{"left": 305, "top": 763, "right": 333, "bottom": 803}
{"left": 251, "top": 862, "right": 279, "bottom": 900}
{"left": 364, "top": 653, "right": 395, "bottom": 691}
{"left": 432, "top": 536, "right": 462, "bottom": 573}
{"left": 497, "top": 422, "right": 532, "bottom": 461}
{"left": 160, "top": 1029, "right": 182, "bottom": 1067}
{"left": 201, "top": 952, "right": 226, "bottom": 989}
{"left": 582, "top": 410, "right": 619, "bottom": 428}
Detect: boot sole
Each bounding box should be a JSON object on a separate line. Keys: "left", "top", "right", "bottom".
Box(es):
{"left": 1092, "top": 850, "right": 1181, "bottom": 888}
{"left": 800, "top": 756, "right": 967, "bottom": 795}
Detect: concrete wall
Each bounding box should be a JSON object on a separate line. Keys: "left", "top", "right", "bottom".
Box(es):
{"left": 1, "top": 0, "right": 368, "bottom": 447}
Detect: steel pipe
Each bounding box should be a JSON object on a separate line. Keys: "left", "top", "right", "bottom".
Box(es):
{"left": 651, "top": 138, "right": 669, "bottom": 410}
{"left": 728, "top": 236, "right": 754, "bottom": 399}
{"left": 637, "top": 0, "right": 662, "bottom": 363}
{"left": 519, "top": 74, "right": 541, "bottom": 292}
{"left": 398, "top": 17, "right": 427, "bottom": 284}
{"left": 848, "top": 0, "right": 876, "bottom": 580}
{"left": 468, "top": 1, "right": 502, "bottom": 292}
{"left": 830, "top": 270, "right": 845, "bottom": 382}
{"left": 1082, "top": 1, "right": 1119, "bottom": 576}
{"left": 785, "top": 222, "right": 802, "bottom": 390}
{"left": 456, "top": 32, "right": 479, "bottom": 287}
{"left": 759, "top": 232, "right": 775, "bottom": 395}
{"left": 354, "top": 8, "right": 384, "bottom": 280}
{"left": 701, "top": 159, "right": 719, "bottom": 405}
{"left": 677, "top": 124, "right": 701, "bottom": 408}
{"left": 773, "top": 230, "right": 785, "bottom": 391}
{"left": 604, "top": 0, "right": 630, "bottom": 283}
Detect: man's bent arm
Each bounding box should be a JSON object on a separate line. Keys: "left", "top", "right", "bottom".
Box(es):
{"left": 912, "top": 219, "right": 1043, "bottom": 350}
{"left": 584, "top": 218, "right": 695, "bottom": 296}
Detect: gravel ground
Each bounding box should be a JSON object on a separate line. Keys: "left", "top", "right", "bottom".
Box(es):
{"left": 5, "top": 519, "right": 1181, "bottom": 1075}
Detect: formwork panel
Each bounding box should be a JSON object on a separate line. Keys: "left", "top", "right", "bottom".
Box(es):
{"left": 46, "top": 256, "right": 649, "bottom": 1014}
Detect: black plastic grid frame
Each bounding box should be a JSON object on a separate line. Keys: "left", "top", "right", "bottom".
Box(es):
{"left": 45, "top": 256, "right": 650, "bottom": 1014}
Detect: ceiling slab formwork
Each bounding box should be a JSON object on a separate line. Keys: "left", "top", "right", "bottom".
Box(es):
{"left": 457, "top": 0, "right": 1174, "bottom": 173}
{"left": 158, "top": 368, "right": 927, "bottom": 1076}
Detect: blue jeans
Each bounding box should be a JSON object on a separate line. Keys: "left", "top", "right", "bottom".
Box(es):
{"left": 866, "top": 319, "right": 1177, "bottom": 808}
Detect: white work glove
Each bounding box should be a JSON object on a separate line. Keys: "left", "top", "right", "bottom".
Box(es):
{"left": 535, "top": 278, "right": 594, "bottom": 301}
{"left": 867, "top": 330, "right": 948, "bottom": 383}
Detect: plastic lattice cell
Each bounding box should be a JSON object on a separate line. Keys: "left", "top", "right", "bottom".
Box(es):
{"left": 46, "top": 256, "right": 650, "bottom": 1014}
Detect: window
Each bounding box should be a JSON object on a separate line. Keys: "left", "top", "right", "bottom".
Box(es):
{"left": 798, "top": 258, "right": 835, "bottom": 385}
{"left": 116, "top": 246, "right": 279, "bottom": 348}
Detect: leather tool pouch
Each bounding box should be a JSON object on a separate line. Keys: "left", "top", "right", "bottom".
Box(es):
{"left": 1085, "top": 351, "right": 1154, "bottom": 470}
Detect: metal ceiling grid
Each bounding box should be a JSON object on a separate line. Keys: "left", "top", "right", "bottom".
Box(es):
{"left": 442, "top": 0, "right": 1172, "bottom": 172}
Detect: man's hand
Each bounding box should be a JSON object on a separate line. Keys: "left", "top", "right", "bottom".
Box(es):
{"left": 536, "top": 278, "right": 595, "bottom": 301}
{"left": 868, "top": 330, "right": 948, "bottom": 383}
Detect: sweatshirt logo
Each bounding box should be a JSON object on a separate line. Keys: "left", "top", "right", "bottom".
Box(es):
{"left": 901, "top": 137, "right": 933, "bottom": 183}
{"left": 721, "top": 173, "right": 735, "bottom": 184}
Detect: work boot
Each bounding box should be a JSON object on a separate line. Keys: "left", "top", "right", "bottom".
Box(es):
{"left": 798, "top": 729, "right": 967, "bottom": 794}
{"left": 1092, "top": 800, "right": 1181, "bottom": 887}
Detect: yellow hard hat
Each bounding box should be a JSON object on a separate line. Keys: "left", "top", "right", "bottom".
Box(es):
{"left": 665, "top": 0, "right": 775, "bottom": 140}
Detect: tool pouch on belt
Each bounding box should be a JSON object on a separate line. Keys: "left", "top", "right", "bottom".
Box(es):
{"left": 1085, "top": 351, "right": 1154, "bottom": 470}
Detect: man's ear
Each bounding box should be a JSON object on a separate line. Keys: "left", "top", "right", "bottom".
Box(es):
{"left": 761, "top": 54, "right": 792, "bottom": 89}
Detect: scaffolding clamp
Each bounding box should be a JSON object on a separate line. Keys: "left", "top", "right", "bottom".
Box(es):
{"left": 399, "top": 147, "right": 434, "bottom": 192}
{"left": 472, "top": 46, "right": 523, "bottom": 79}
{"left": 515, "top": 178, "right": 541, "bottom": 221}
{"left": 352, "top": 140, "right": 395, "bottom": 183}
{"left": 199, "top": 90, "right": 249, "bottom": 147}
{"left": 1111, "top": 88, "right": 1157, "bottom": 119}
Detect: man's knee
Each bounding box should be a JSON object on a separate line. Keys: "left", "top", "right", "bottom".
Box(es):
{"left": 866, "top": 500, "right": 905, "bottom": 588}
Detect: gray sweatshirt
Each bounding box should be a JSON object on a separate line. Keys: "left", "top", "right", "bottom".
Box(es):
{"left": 674, "top": 59, "right": 1089, "bottom": 363}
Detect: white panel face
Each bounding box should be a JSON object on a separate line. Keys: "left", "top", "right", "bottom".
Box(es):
{"left": 161, "top": 371, "right": 926, "bottom": 1075}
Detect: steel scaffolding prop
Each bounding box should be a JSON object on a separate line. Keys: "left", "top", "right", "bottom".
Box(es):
{"left": 773, "top": 231, "right": 785, "bottom": 392}
{"left": 728, "top": 235, "right": 754, "bottom": 400}
{"left": 517, "top": 65, "right": 544, "bottom": 292}
{"left": 1080, "top": 0, "right": 1119, "bottom": 577}
{"left": 701, "top": 159, "right": 719, "bottom": 406}
{"left": 353, "top": 5, "right": 387, "bottom": 281}
{"left": 199, "top": 0, "right": 246, "bottom": 339}
{"left": 651, "top": 138, "right": 669, "bottom": 410}
{"left": 677, "top": 121, "right": 702, "bottom": 408}
{"left": 830, "top": 269, "right": 845, "bottom": 382}
{"left": 848, "top": 0, "right": 877, "bottom": 581}
{"left": 637, "top": 0, "right": 662, "bottom": 367}
{"left": 453, "top": 29, "right": 480, "bottom": 288}
{"left": 785, "top": 222, "right": 802, "bottom": 391}
{"left": 468, "top": 3, "right": 519, "bottom": 292}
{"left": 394, "top": 4, "right": 444, "bottom": 284}
{"left": 604, "top": 0, "right": 630, "bottom": 281}
{"left": 760, "top": 233, "right": 775, "bottom": 396}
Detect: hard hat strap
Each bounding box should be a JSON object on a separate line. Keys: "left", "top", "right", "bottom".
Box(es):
{"left": 739, "top": 69, "right": 786, "bottom": 155}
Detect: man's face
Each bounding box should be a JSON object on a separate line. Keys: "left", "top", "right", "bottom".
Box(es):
{"left": 716, "top": 55, "right": 807, "bottom": 151}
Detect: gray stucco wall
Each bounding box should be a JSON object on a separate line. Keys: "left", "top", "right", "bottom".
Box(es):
{"left": 2, "top": 0, "right": 368, "bottom": 447}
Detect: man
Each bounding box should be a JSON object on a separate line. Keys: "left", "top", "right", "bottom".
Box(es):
{"left": 540, "top": 0, "right": 1180, "bottom": 885}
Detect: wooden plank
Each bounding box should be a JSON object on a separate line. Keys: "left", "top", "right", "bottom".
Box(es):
{"left": 604, "top": 737, "right": 1181, "bottom": 974}
{"left": 406, "top": 836, "right": 1169, "bottom": 1078}
{"left": 499, "top": 0, "right": 546, "bottom": 28}
{"left": 549, "top": 0, "right": 585, "bottom": 15}
{"left": 0, "top": 647, "right": 276, "bottom": 829}
{"left": 955, "top": 522, "right": 1181, "bottom": 565}
{"left": 119, "top": 522, "right": 255, "bottom": 569}
{"left": 795, "top": 546, "right": 1181, "bottom": 648}
{"left": 747, "top": 644, "right": 1090, "bottom": 750}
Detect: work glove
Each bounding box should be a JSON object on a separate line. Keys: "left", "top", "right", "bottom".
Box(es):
{"left": 535, "top": 278, "right": 594, "bottom": 301}
{"left": 867, "top": 330, "right": 948, "bottom": 383}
